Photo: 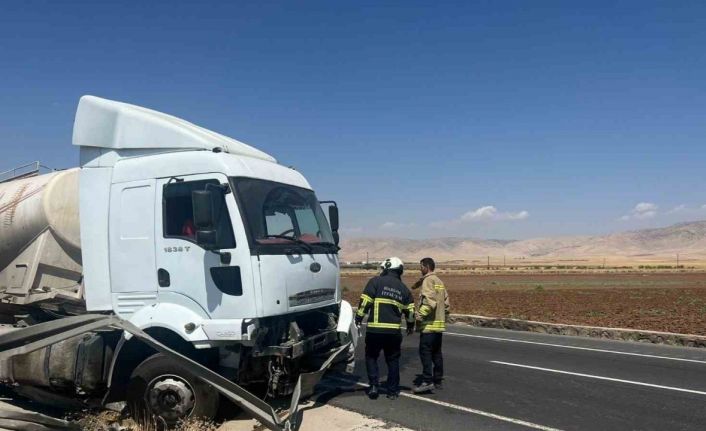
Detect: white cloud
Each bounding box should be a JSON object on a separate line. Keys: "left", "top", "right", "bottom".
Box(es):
{"left": 460, "top": 206, "right": 529, "bottom": 222}
{"left": 460, "top": 206, "right": 496, "bottom": 221}
{"left": 667, "top": 204, "right": 687, "bottom": 214}
{"left": 431, "top": 205, "right": 529, "bottom": 228}
{"left": 634, "top": 202, "right": 657, "bottom": 213}
{"left": 621, "top": 202, "right": 658, "bottom": 221}
{"left": 635, "top": 205, "right": 657, "bottom": 219}
{"left": 702, "top": 204, "right": 706, "bottom": 210}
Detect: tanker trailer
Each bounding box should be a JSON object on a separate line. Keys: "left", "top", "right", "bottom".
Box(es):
{"left": 0, "top": 169, "right": 83, "bottom": 317}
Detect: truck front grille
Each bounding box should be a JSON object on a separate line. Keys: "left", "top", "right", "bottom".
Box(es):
{"left": 288, "top": 289, "right": 335, "bottom": 307}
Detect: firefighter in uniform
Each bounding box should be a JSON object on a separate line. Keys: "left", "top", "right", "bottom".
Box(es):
{"left": 411, "top": 257, "right": 450, "bottom": 394}
{"left": 355, "top": 257, "right": 415, "bottom": 400}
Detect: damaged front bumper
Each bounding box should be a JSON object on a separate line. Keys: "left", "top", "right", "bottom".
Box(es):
{"left": 254, "top": 327, "right": 340, "bottom": 358}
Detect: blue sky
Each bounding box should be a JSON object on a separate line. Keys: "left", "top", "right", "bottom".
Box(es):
{"left": 1, "top": 1, "right": 705, "bottom": 239}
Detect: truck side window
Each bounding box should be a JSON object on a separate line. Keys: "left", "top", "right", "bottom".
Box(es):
{"left": 163, "top": 179, "right": 236, "bottom": 248}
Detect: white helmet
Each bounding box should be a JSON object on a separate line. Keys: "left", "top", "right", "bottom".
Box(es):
{"left": 380, "top": 257, "right": 404, "bottom": 271}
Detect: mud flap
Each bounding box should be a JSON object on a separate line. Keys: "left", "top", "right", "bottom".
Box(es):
{"left": 0, "top": 314, "right": 353, "bottom": 431}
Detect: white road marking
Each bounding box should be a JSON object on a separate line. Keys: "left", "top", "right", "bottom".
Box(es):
{"left": 491, "top": 361, "right": 706, "bottom": 396}
{"left": 447, "top": 331, "right": 706, "bottom": 364}
{"left": 326, "top": 376, "right": 564, "bottom": 431}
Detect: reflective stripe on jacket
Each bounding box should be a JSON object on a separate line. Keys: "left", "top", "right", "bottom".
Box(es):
{"left": 413, "top": 273, "right": 450, "bottom": 333}
{"left": 356, "top": 272, "right": 414, "bottom": 334}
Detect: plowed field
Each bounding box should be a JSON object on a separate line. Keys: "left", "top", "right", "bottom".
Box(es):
{"left": 341, "top": 272, "right": 706, "bottom": 335}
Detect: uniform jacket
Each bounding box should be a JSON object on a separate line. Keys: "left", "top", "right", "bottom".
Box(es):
{"left": 356, "top": 271, "right": 415, "bottom": 334}
{"left": 412, "top": 272, "right": 450, "bottom": 333}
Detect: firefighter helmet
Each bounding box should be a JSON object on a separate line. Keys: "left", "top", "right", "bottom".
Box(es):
{"left": 380, "top": 257, "right": 404, "bottom": 271}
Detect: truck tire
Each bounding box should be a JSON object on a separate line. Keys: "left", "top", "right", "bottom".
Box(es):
{"left": 127, "top": 353, "right": 219, "bottom": 425}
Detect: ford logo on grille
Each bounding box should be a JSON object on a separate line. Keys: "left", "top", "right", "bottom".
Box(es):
{"left": 310, "top": 262, "right": 322, "bottom": 273}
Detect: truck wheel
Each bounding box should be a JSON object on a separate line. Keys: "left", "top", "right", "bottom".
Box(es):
{"left": 127, "top": 353, "right": 219, "bottom": 425}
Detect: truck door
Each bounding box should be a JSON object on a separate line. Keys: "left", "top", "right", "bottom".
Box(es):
{"left": 155, "top": 174, "right": 257, "bottom": 320}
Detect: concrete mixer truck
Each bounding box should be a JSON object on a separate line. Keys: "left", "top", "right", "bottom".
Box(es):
{"left": 0, "top": 96, "right": 356, "bottom": 424}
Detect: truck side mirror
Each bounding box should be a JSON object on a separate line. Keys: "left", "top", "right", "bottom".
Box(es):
{"left": 320, "top": 201, "right": 340, "bottom": 247}
{"left": 328, "top": 205, "right": 339, "bottom": 233}
{"left": 193, "top": 190, "right": 218, "bottom": 250}
{"left": 328, "top": 205, "right": 340, "bottom": 247}
{"left": 193, "top": 190, "right": 215, "bottom": 229}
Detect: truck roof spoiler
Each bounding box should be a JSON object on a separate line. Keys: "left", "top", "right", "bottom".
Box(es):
{"left": 72, "top": 95, "right": 277, "bottom": 164}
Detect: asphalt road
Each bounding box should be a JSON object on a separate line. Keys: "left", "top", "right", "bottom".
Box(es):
{"left": 319, "top": 325, "right": 706, "bottom": 431}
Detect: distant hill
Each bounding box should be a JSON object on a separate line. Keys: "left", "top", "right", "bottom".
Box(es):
{"left": 340, "top": 221, "right": 706, "bottom": 263}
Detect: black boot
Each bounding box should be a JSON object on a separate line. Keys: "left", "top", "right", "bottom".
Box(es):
{"left": 412, "top": 382, "right": 434, "bottom": 394}
{"left": 367, "top": 384, "right": 379, "bottom": 399}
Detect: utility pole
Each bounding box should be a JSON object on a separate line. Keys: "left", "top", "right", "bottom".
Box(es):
{"left": 503, "top": 255, "right": 506, "bottom": 267}
{"left": 487, "top": 256, "right": 490, "bottom": 270}
{"left": 366, "top": 252, "right": 369, "bottom": 265}
{"left": 677, "top": 253, "right": 680, "bottom": 268}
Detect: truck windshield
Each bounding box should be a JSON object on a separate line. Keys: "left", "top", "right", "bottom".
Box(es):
{"left": 232, "top": 177, "right": 335, "bottom": 253}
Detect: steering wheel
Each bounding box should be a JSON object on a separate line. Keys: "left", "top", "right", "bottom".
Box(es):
{"left": 278, "top": 229, "right": 295, "bottom": 237}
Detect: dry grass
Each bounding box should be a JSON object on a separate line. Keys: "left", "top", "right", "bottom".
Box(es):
{"left": 74, "top": 410, "right": 218, "bottom": 431}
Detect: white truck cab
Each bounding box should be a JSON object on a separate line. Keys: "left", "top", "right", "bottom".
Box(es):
{"left": 76, "top": 95, "right": 343, "bottom": 346}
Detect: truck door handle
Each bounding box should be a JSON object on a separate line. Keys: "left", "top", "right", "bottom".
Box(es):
{"left": 158, "top": 268, "right": 170, "bottom": 287}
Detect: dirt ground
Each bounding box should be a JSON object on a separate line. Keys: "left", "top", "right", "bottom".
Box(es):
{"left": 341, "top": 272, "right": 706, "bottom": 335}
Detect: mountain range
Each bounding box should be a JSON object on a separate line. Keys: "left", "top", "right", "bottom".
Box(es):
{"left": 339, "top": 220, "right": 706, "bottom": 264}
